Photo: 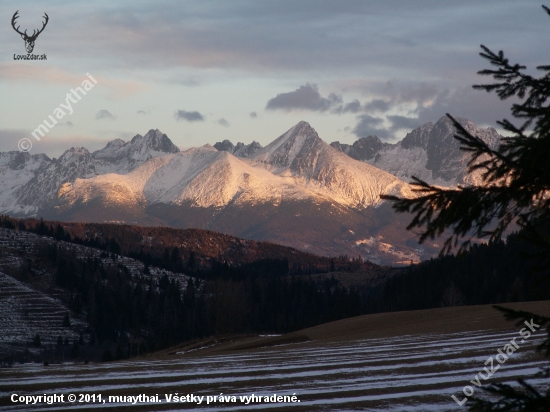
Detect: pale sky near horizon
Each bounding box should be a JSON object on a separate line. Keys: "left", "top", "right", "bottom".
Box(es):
{"left": 0, "top": 0, "right": 547, "bottom": 157}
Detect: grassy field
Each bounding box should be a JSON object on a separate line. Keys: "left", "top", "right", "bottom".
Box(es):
{"left": 2, "top": 300, "right": 549, "bottom": 411}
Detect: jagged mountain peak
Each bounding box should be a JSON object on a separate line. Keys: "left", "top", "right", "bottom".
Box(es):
{"left": 213, "top": 139, "right": 234, "bottom": 152}
{"left": 131, "top": 129, "right": 179, "bottom": 153}
{"left": 434, "top": 114, "right": 469, "bottom": 128}
{"left": 93, "top": 129, "right": 179, "bottom": 160}
{"left": 331, "top": 135, "right": 386, "bottom": 161}
{"left": 102, "top": 138, "right": 125, "bottom": 150}
{"left": 0, "top": 151, "right": 50, "bottom": 168}
{"left": 214, "top": 140, "right": 263, "bottom": 158}
{"left": 0, "top": 121, "right": 421, "bottom": 265}
{"left": 400, "top": 121, "right": 434, "bottom": 150}
{"left": 264, "top": 121, "right": 319, "bottom": 149}
{"left": 94, "top": 139, "right": 129, "bottom": 158}
{"left": 89, "top": 130, "right": 180, "bottom": 177}
{"left": 330, "top": 116, "right": 502, "bottom": 185}
{"left": 431, "top": 115, "right": 457, "bottom": 135}
{"left": 1, "top": 130, "right": 184, "bottom": 214}
{"left": 134, "top": 129, "right": 180, "bottom": 152}
{"left": 252, "top": 121, "right": 324, "bottom": 169}
{"left": 214, "top": 121, "right": 319, "bottom": 166}
{"left": 58, "top": 147, "right": 91, "bottom": 163}
{"left": 430, "top": 115, "right": 498, "bottom": 143}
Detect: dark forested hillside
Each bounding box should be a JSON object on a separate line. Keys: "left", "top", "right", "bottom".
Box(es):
{"left": 6, "top": 217, "right": 370, "bottom": 273}
{"left": 2, "top": 215, "right": 548, "bottom": 364}
{"left": 377, "top": 233, "right": 550, "bottom": 311}
{"left": 48, "top": 246, "right": 364, "bottom": 350}
{"left": 0, "top": 217, "right": 365, "bottom": 363}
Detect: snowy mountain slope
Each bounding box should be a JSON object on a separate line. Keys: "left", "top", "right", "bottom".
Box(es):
{"left": 52, "top": 123, "right": 413, "bottom": 217}
{"left": 91, "top": 129, "right": 180, "bottom": 174}
{"left": 53, "top": 146, "right": 296, "bottom": 211}
{"left": 37, "top": 122, "right": 424, "bottom": 264}
{"left": 0, "top": 121, "right": 447, "bottom": 264}
{"left": 15, "top": 147, "right": 98, "bottom": 216}
{"left": 0, "top": 129, "right": 180, "bottom": 216}
{"left": 330, "top": 116, "right": 501, "bottom": 186}
{"left": 0, "top": 151, "right": 51, "bottom": 216}
{"left": 248, "top": 121, "right": 413, "bottom": 208}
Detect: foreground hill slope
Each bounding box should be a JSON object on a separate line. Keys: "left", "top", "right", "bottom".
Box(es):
{"left": 4, "top": 302, "right": 545, "bottom": 411}
{"left": 171, "top": 300, "right": 550, "bottom": 355}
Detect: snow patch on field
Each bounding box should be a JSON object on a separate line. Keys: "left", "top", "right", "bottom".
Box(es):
{"left": 1, "top": 329, "right": 545, "bottom": 411}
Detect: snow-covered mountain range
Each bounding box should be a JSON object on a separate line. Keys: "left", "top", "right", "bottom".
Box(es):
{"left": 0, "top": 129, "right": 179, "bottom": 216}
{"left": 0, "top": 118, "right": 500, "bottom": 264}
{"left": 329, "top": 116, "right": 501, "bottom": 186}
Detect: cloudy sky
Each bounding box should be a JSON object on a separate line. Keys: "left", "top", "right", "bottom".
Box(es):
{"left": 0, "top": 0, "right": 547, "bottom": 156}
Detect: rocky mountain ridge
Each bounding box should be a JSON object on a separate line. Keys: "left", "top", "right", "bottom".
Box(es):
{"left": 0, "top": 129, "right": 179, "bottom": 216}
{"left": 329, "top": 116, "right": 501, "bottom": 186}
{"left": 213, "top": 140, "right": 262, "bottom": 158}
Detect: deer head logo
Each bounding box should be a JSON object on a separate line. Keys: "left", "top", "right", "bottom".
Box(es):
{"left": 11, "top": 11, "right": 49, "bottom": 54}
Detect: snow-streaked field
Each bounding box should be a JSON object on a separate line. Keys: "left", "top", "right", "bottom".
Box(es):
{"left": 1, "top": 328, "right": 546, "bottom": 411}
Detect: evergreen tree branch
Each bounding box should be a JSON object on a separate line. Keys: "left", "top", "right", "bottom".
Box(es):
{"left": 469, "top": 379, "right": 550, "bottom": 411}
{"left": 493, "top": 305, "right": 550, "bottom": 356}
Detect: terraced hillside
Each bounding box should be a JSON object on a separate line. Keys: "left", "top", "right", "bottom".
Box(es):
{"left": 0, "top": 227, "right": 192, "bottom": 360}
{"left": 0, "top": 272, "right": 86, "bottom": 356}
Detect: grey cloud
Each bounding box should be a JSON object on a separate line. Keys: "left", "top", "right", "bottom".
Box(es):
{"left": 95, "top": 110, "right": 116, "bottom": 120}
{"left": 388, "top": 115, "right": 420, "bottom": 132}
{"left": 341, "top": 100, "right": 362, "bottom": 114}
{"left": 348, "top": 81, "right": 440, "bottom": 119}
{"left": 390, "top": 82, "right": 439, "bottom": 104}
{"left": 350, "top": 84, "right": 514, "bottom": 140}
{"left": 352, "top": 115, "right": 390, "bottom": 139}
{"left": 249, "top": 111, "right": 258, "bottom": 118}
{"left": 218, "top": 118, "right": 230, "bottom": 127}
{"left": 24, "top": 1, "right": 544, "bottom": 81}
{"left": 363, "top": 99, "right": 391, "bottom": 113}
{"left": 360, "top": 80, "right": 439, "bottom": 107}
{"left": 414, "top": 86, "right": 514, "bottom": 127}
{"left": 356, "top": 85, "right": 512, "bottom": 139}
{"left": 350, "top": 76, "right": 514, "bottom": 134}
{"left": 174, "top": 110, "right": 205, "bottom": 122}
{"left": 266, "top": 84, "right": 342, "bottom": 112}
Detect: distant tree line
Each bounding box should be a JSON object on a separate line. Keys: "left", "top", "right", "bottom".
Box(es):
{"left": 375, "top": 233, "right": 550, "bottom": 311}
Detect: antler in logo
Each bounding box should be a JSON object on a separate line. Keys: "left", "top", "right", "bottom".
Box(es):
{"left": 11, "top": 11, "right": 49, "bottom": 53}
